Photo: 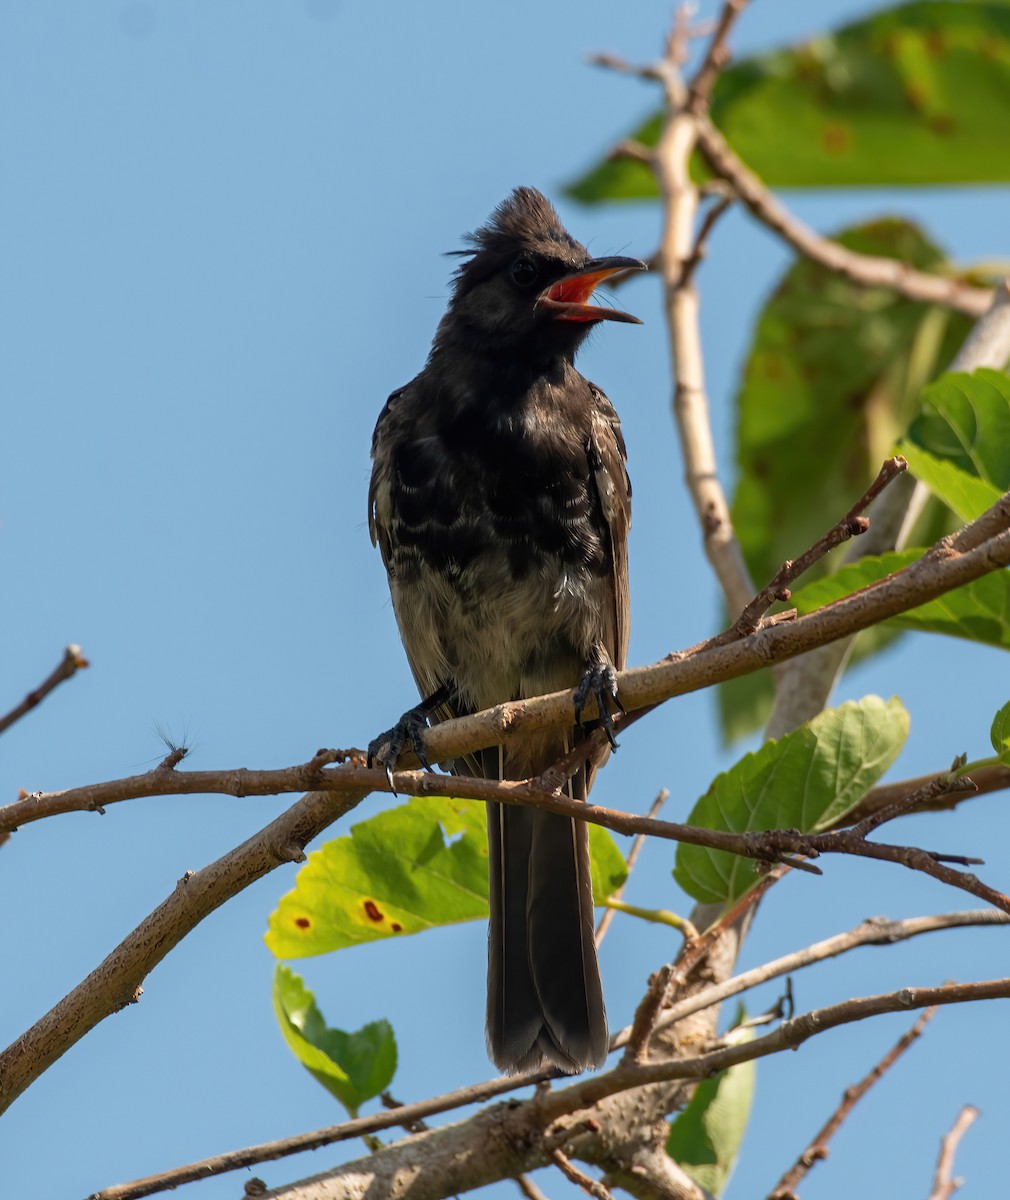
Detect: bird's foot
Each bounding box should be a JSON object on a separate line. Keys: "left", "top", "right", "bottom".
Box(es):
{"left": 367, "top": 705, "right": 435, "bottom": 794}
{"left": 573, "top": 655, "right": 624, "bottom": 751}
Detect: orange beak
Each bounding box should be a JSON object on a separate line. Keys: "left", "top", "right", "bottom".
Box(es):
{"left": 536, "top": 256, "right": 646, "bottom": 324}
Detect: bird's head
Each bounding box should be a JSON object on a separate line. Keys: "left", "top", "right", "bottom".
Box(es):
{"left": 438, "top": 187, "right": 645, "bottom": 367}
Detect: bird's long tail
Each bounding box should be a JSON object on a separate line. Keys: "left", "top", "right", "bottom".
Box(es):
{"left": 485, "top": 738, "right": 607, "bottom": 1074}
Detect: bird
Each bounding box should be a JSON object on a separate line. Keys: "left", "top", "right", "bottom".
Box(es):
{"left": 367, "top": 186, "right": 643, "bottom": 1074}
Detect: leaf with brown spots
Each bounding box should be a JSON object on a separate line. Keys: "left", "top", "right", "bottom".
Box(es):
{"left": 265, "top": 795, "right": 630, "bottom": 958}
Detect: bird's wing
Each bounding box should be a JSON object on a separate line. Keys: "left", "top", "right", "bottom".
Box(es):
{"left": 367, "top": 385, "right": 406, "bottom": 571}
{"left": 369, "top": 381, "right": 468, "bottom": 751}
{"left": 587, "top": 383, "right": 632, "bottom": 673}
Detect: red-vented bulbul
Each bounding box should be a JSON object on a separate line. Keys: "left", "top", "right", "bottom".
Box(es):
{"left": 368, "top": 187, "right": 643, "bottom": 1074}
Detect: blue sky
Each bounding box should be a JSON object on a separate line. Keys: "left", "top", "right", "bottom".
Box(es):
{"left": 2, "top": 3, "right": 1008, "bottom": 1198}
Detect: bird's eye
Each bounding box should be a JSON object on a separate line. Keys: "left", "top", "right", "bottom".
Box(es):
{"left": 510, "top": 258, "right": 539, "bottom": 288}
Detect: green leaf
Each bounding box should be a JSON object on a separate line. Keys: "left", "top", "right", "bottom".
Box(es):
{"left": 675, "top": 697, "right": 909, "bottom": 905}
{"left": 714, "top": 217, "right": 970, "bottom": 743}
{"left": 265, "top": 796, "right": 628, "bottom": 958}
{"left": 666, "top": 1029, "right": 754, "bottom": 1195}
{"left": 272, "top": 965, "right": 396, "bottom": 1117}
{"left": 898, "top": 368, "right": 1010, "bottom": 520}
{"left": 567, "top": 1, "right": 1010, "bottom": 201}
{"left": 587, "top": 821, "right": 631, "bottom": 901}
{"left": 790, "top": 548, "right": 1010, "bottom": 649}
{"left": 989, "top": 701, "right": 1010, "bottom": 757}
{"left": 731, "top": 218, "right": 970, "bottom": 591}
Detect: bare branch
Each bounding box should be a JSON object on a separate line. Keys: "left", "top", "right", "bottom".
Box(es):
{"left": 685, "top": 0, "right": 751, "bottom": 115}
{"left": 4, "top": 500, "right": 1009, "bottom": 840}
{"left": 614, "top": 8, "right": 755, "bottom": 618}
{"left": 596, "top": 788, "right": 669, "bottom": 945}
{"left": 677, "top": 193, "right": 734, "bottom": 289}
{"left": 849, "top": 763, "right": 1010, "bottom": 827}
{"left": 694, "top": 116, "right": 993, "bottom": 317}
{"left": 631, "top": 909, "right": 1008, "bottom": 1046}
{"left": 622, "top": 868, "right": 786, "bottom": 1064}
{"left": 0, "top": 644, "right": 88, "bottom": 737}
{"left": 93, "top": 977, "right": 1010, "bottom": 1200}
{"left": 515, "top": 1174, "right": 551, "bottom": 1200}
{"left": 551, "top": 1150, "right": 614, "bottom": 1200}
{"left": 10, "top": 762, "right": 1000, "bottom": 1124}
{"left": 0, "top": 782, "right": 371, "bottom": 1115}
{"left": 768, "top": 1007, "right": 938, "bottom": 1199}
{"left": 733, "top": 456, "right": 907, "bottom": 638}
{"left": 928, "top": 1105, "right": 980, "bottom": 1200}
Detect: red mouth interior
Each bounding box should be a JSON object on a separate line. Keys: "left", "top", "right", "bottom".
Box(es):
{"left": 544, "top": 267, "right": 615, "bottom": 307}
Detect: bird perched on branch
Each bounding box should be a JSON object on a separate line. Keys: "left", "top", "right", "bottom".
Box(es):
{"left": 368, "top": 186, "right": 644, "bottom": 1074}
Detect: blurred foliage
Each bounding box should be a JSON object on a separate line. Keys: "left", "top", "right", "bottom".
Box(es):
{"left": 718, "top": 218, "right": 972, "bottom": 741}
{"left": 567, "top": 1, "right": 1010, "bottom": 201}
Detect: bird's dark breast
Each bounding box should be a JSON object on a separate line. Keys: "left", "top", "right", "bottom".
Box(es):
{"left": 389, "top": 395, "right": 609, "bottom": 587}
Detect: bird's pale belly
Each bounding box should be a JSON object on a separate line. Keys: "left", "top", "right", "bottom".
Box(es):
{"left": 391, "top": 548, "right": 601, "bottom": 712}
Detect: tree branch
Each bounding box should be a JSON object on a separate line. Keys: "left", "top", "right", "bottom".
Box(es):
{"left": 0, "top": 644, "right": 88, "bottom": 736}
{"left": 596, "top": 788, "right": 670, "bottom": 945}
{"left": 849, "top": 763, "right": 1010, "bottom": 827}
{"left": 768, "top": 1007, "right": 938, "bottom": 1199}
{"left": 928, "top": 1105, "right": 979, "bottom": 1200}
{"left": 638, "top": 909, "right": 1007, "bottom": 1044}
{"left": 93, "top": 977, "right": 1010, "bottom": 1200}
{"left": 732, "top": 456, "right": 906, "bottom": 638}
{"left": 684, "top": 0, "right": 750, "bottom": 115}
{"left": 694, "top": 116, "right": 994, "bottom": 317}
{"left": 2, "top": 495, "right": 1006, "bottom": 1117}
{"left": 616, "top": 8, "right": 757, "bottom": 618}
{"left": 0, "top": 782, "right": 370, "bottom": 1116}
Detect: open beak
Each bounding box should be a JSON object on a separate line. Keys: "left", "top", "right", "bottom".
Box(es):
{"left": 536, "top": 255, "right": 647, "bottom": 324}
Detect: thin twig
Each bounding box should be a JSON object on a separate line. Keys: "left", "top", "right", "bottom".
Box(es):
{"left": 622, "top": 866, "right": 787, "bottom": 1064}
{"left": 596, "top": 788, "right": 669, "bottom": 945}
{"left": 769, "top": 1007, "right": 938, "bottom": 1199}
{"left": 847, "top": 763, "right": 1010, "bottom": 827}
{"left": 515, "top": 1171, "right": 546, "bottom": 1200}
{"left": 848, "top": 757, "right": 969, "bottom": 839}
{"left": 928, "top": 1105, "right": 979, "bottom": 1200}
{"left": 0, "top": 779, "right": 371, "bottom": 1116}
{"left": 685, "top": 0, "right": 751, "bottom": 114}
{"left": 733, "top": 456, "right": 908, "bottom": 637}
{"left": 515, "top": 1174, "right": 550, "bottom": 1200}
{"left": 379, "top": 1092, "right": 429, "bottom": 1135}
{"left": 678, "top": 193, "right": 734, "bottom": 288}
{"left": 551, "top": 1150, "right": 614, "bottom": 1200}
{"left": 0, "top": 644, "right": 88, "bottom": 736}
{"left": 642, "top": 6, "right": 757, "bottom": 618}
{"left": 617, "top": 909, "right": 1008, "bottom": 1050}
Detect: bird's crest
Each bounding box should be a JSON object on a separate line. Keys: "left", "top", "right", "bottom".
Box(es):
{"left": 451, "top": 187, "right": 585, "bottom": 292}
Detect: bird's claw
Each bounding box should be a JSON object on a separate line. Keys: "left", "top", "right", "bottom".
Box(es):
{"left": 367, "top": 706, "right": 434, "bottom": 795}
{"left": 574, "top": 660, "right": 621, "bottom": 751}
